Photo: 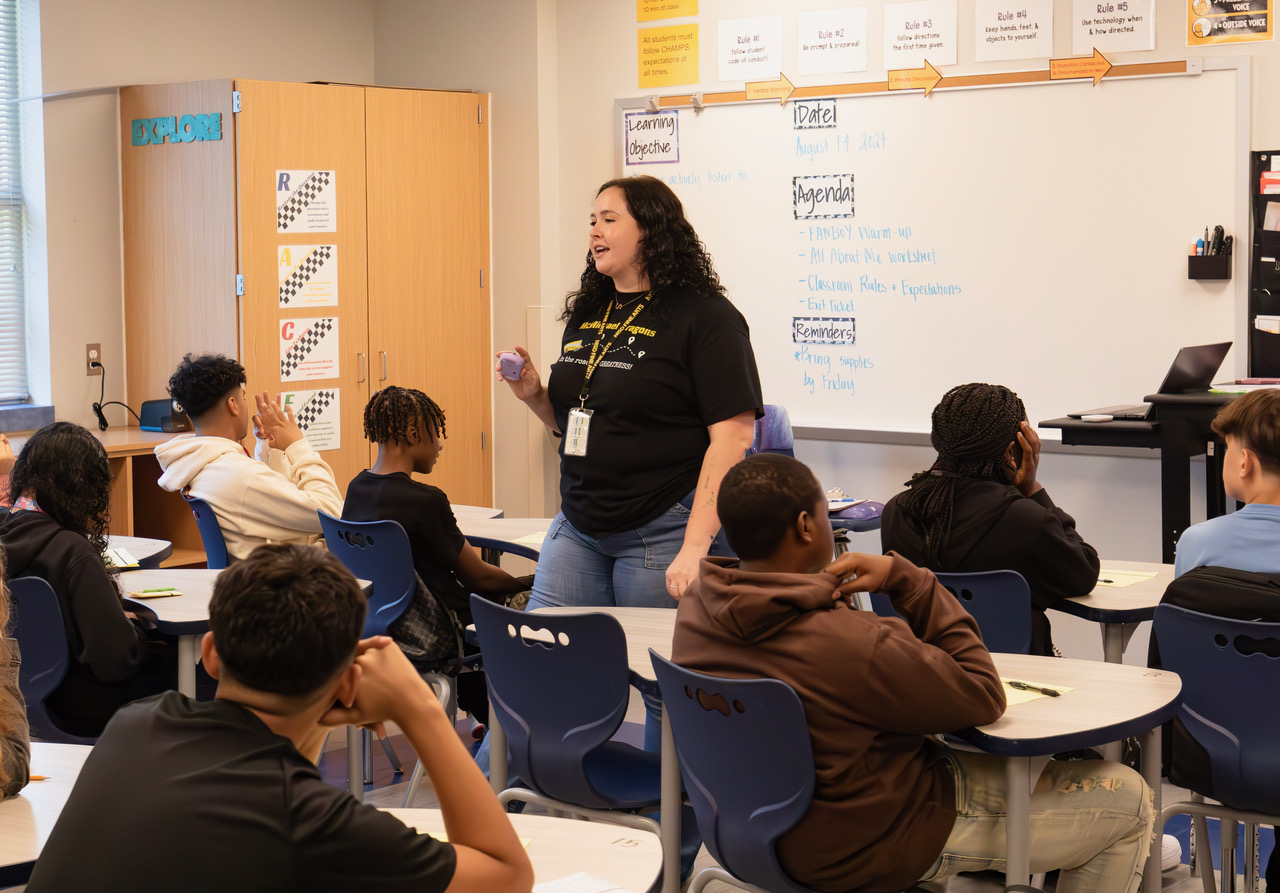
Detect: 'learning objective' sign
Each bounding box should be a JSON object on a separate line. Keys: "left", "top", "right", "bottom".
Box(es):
{"left": 131, "top": 112, "right": 223, "bottom": 146}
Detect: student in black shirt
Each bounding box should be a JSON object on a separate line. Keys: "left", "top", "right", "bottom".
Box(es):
{"left": 26, "top": 544, "right": 533, "bottom": 893}
{"left": 881, "top": 383, "right": 1099, "bottom": 656}
{"left": 344, "top": 386, "right": 527, "bottom": 635}
{"left": 499, "top": 175, "right": 762, "bottom": 609}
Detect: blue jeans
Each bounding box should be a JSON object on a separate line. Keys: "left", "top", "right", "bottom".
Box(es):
{"left": 528, "top": 502, "right": 730, "bottom": 610}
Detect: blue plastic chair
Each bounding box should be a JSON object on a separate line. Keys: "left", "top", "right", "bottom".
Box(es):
{"left": 649, "top": 650, "right": 819, "bottom": 893}
{"left": 9, "top": 576, "right": 98, "bottom": 744}
{"left": 1154, "top": 605, "right": 1280, "bottom": 893}
{"left": 750, "top": 405, "right": 795, "bottom": 457}
{"left": 181, "top": 493, "right": 229, "bottom": 570}
{"left": 318, "top": 512, "right": 469, "bottom": 803}
{"left": 869, "top": 570, "right": 1032, "bottom": 654}
{"left": 469, "top": 595, "right": 663, "bottom": 837}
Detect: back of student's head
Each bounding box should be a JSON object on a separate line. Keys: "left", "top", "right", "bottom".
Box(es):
{"left": 1213, "top": 389, "right": 1280, "bottom": 474}
{"left": 363, "top": 385, "right": 447, "bottom": 445}
{"left": 167, "top": 353, "right": 246, "bottom": 418}
{"left": 718, "top": 453, "right": 823, "bottom": 560}
{"left": 895, "top": 382, "right": 1027, "bottom": 566}
{"left": 209, "top": 544, "right": 366, "bottom": 697}
{"left": 9, "top": 421, "right": 112, "bottom": 553}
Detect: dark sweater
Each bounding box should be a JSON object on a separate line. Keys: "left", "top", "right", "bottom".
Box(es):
{"left": 881, "top": 480, "right": 1099, "bottom": 655}
{"left": 672, "top": 554, "right": 1005, "bottom": 893}
{"left": 0, "top": 510, "right": 171, "bottom": 737}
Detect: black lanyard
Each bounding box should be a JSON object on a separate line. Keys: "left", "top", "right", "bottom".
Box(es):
{"left": 577, "top": 293, "right": 651, "bottom": 406}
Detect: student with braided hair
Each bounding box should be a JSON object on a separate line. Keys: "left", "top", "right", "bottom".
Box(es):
{"left": 343, "top": 386, "right": 528, "bottom": 636}
{"left": 881, "top": 382, "right": 1099, "bottom": 655}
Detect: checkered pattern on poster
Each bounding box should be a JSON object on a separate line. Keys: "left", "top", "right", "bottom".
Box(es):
{"left": 281, "top": 388, "right": 341, "bottom": 451}
{"left": 278, "top": 245, "right": 338, "bottom": 307}
{"left": 279, "top": 317, "right": 340, "bottom": 382}
{"left": 276, "top": 170, "right": 337, "bottom": 233}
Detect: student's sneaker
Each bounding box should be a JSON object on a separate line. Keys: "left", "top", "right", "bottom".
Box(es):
{"left": 1162, "top": 834, "right": 1183, "bottom": 871}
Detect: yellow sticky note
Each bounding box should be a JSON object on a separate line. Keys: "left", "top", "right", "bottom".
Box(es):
{"left": 638, "top": 24, "right": 699, "bottom": 89}
{"left": 637, "top": 0, "right": 697, "bottom": 22}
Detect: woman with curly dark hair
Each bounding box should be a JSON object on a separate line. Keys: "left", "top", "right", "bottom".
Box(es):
{"left": 0, "top": 422, "right": 171, "bottom": 737}
{"left": 499, "top": 176, "right": 763, "bottom": 609}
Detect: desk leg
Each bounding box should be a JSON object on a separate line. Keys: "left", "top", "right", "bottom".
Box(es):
{"left": 178, "top": 635, "right": 197, "bottom": 697}
{"left": 1142, "top": 724, "right": 1163, "bottom": 893}
{"left": 1159, "top": 418, "right": 1193, "bottom": 565}
{"left": 1101, "top": 623, "right": 1125, "bottom": 665}
{"left": 490, "top": 718, "right": 508, "bottom": 796}
{"left": 347, "top": 726, "right": 364, "bottom": 802}
{"left": 1005, "top": 757, "right": 1033, "bottom": 890}
{"left": 661, "top": 703, "right": 681, "bottom": 893}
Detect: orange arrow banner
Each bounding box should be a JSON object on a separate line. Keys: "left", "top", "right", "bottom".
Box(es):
{"left": 1049, "top": 48, "right": 1113, "bottom": 86}
{"left": 745, "top": 72, "right": 795, "bottom": 104}
{"left": 887, "top": 60, "right": 942, "bottom": 96}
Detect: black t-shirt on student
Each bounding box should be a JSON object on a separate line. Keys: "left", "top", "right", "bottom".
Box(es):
{"left": 343, "top": 470, "right": 469, "bottom": 615}
{"left": 25, "top": 693, "right": 456, "bottom": 893}
{"left": 547, "top": 286, "right": 763, "bottom": 537}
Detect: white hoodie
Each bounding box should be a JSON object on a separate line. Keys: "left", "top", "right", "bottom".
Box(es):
{"left": 154, "top": 434, "right": 343, "bottom": 561}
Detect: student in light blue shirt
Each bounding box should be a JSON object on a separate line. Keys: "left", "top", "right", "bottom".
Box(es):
{"left": 1174, "top": 388, "right": 1280, "bottom": 578}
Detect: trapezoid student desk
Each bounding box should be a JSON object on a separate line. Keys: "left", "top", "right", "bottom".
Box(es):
{"left": 1041, "top": 391, "right": 1231, "bottom": 564}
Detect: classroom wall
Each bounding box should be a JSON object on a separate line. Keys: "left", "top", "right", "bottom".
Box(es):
{"left": 38, "top": 0, "right": 376, "bottom": 431}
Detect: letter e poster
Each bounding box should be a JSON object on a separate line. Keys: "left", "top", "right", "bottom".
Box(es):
{"left": 280, "top": 389, "right": 341, "bottom": 451}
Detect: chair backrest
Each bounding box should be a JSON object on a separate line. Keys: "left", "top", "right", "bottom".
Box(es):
{"left": 867, "top": 570, "right": 1032, "bottom": 654}
{"left": 650, "top": 651, "right": 815, "bottom": 893}
{"left": 750, "top": 404, "right": 795, "bottom": 457}
{"left": 182, "top": 494, "right": 229, "bottom": 570}
{"left": 1153, "top": 604, "right": 1280, "bottom": 812}
{"left": 9, "top": 576, "right": 97, "bottom": 744}
{"left": 318, "top": 512, "right": 417, "bottom": 639}
{"left": 470, "top": 596, "right": 636, "bottom": 810}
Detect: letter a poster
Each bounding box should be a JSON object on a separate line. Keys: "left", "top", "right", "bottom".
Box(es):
{"left": 278, "top": 244, "right": 339, "bottom": 307}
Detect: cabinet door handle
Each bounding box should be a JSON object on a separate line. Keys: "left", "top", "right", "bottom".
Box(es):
{"left": 357, "top": 352, "right": 367, "bottom": 384}
{"left": 379, "top": 351, "right": 388, "bottom": 383}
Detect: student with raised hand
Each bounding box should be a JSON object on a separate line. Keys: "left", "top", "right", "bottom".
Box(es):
{"left": 881, "top": 382, "right": 1099, "bottom": 655}
{"left": 0, "top": 561, "right": 30, "bottom": 800}
{"left": 155, "top": 353, "right": 343, "bottom": 561}
{"left": 26, "top": 544, "right": 534, "bottom": 893}
{"left": 0, "top": 422, "right": 172, "bottom": 737}
{"left": 674, "top": 453, "right": 1153, "bottom": 893}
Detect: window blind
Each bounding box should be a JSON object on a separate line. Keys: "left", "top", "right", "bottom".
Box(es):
{"left": 0, "top": 0, "right": 26, "bottom": 405}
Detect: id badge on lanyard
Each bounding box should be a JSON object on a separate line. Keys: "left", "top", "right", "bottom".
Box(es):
{"left": 564, "top": 407, "right": 593, "bottom": 456}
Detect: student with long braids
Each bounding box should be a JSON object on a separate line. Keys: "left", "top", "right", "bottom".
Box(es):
{"left": 881, "top": 383, "right": 1099, "bottom": 655}
{"left": 343, "top": 386, "right": 528, "bottom": 637}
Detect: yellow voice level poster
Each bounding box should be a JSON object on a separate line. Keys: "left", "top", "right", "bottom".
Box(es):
{"left": 1188, "top": 0, "right": 1273, "bottom": 45}
{"left": 638, "top": 24, "right": 699, "bottom": 88}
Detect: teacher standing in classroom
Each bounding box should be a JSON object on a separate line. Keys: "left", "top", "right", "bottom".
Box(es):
{"left": 500, "top": 175, "right": 762, "bottom": 608}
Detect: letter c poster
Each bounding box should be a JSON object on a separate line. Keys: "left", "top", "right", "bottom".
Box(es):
{"left": 280, "top": 317, "right": 339, "bottom": 382}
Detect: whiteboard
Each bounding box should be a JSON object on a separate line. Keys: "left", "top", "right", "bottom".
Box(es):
{"left": 617, "top": 64, "right": 1246, "bottom": 434}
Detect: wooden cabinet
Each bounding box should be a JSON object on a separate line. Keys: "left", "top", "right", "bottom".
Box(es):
{"left": 120, "top": 79, "right": 493, "bottom": 515}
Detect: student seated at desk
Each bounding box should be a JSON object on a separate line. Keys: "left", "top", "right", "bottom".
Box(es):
{"left": 343, "top": 386, "right": 529, "bottom": 639}
{"left": 155, "top": 353, "right": 344, "bottom": 561}
{"left": 25, "top": 544, "right": 533, "bottom": 893}
{"left": 0, "top": 422, "right": 172, "bottom": 737}
{"left": 0, "top": 559, "right": 30, "bottom": 800}
{"left": 881, "top": 382, "right": 1099, "bottom": 655}
{"left": 674, "top": 453, "right": 1153, "bottom": 893}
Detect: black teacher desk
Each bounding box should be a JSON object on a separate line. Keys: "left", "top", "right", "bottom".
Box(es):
{"left": 1041, "top": 391, "right": 1232, "bottom": 564}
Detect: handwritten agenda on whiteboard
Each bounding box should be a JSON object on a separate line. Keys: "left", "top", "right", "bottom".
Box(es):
{"left": 615, "top": 68, "right": 1239, "bottom": 433}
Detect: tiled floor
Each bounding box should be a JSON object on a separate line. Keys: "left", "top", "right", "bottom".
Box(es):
{"left": 323, "top": 732, "right": 1272, "bottom": 892}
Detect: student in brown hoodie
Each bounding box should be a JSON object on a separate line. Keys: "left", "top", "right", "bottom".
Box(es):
{"left": 672, "top": 453, "right": 1153, "bottom": 893}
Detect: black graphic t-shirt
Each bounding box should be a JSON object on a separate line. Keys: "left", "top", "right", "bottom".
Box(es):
{"left": 548, "top": 286, "right": 763, "bottom": 537}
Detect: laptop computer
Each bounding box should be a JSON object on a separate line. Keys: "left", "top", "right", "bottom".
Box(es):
{"left": 1069, "top": 341, "right": 1233, "bottom": 421}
